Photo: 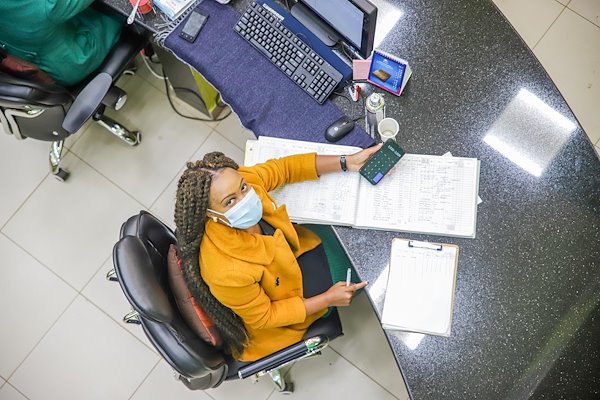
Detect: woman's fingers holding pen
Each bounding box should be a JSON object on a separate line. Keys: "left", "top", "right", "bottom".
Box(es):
{"left": 325, "top": 281, "right": 368, "bottom": 307}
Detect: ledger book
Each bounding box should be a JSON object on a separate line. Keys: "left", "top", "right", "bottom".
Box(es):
{"left": 244, "top": 137, "right": 480, "bottom": 238}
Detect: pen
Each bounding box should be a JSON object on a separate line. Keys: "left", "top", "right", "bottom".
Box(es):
{"left": 346, "top": 268, "right": 352, "bottom": 287}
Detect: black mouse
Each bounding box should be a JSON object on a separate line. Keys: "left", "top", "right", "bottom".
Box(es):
{"left": 325, "top": 115, "right": 355, "bottom": 142}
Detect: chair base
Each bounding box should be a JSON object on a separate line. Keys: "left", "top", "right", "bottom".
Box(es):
{"left": 268, "top": 368, "right": 294, "bottom": 394}
{"left": 48, "top": 113, "right": 141, "bottom": 181}
{"left": 49, "top": 140, "right": 70, "bottom": 182}
{"left": 93, "top": 113, "right": 141, "bottom": 146}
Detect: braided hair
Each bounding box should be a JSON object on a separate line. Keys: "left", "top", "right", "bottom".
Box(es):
{"left": 174, "top": 151, "right": 249, "bottom": 357}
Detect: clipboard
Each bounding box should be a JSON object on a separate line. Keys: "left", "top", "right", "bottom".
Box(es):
{"left": 381, "top": 238, "right": 459, "bottom": 336}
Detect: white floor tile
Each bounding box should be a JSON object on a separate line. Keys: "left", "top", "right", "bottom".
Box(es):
{"left": 131, "top": 360, "right": 273, "bottom": 400}
{"left": 214, "top": 112, "right": 257, "bottom": 151}
{"left": 492, "top": 0, "right": 565, "bottom": 48}
{"left": 149, "top": 131, "right": 245, "bottom": 229}
{"left": 0, "top": 235, "right": 76, "bottom": 379}
{"left": 569, "top": 0, "right": 600, "bottom": 27}
{"left": 269, "top": 347, "right": 397, "bottom": 400}
{"left": 0, "top": 384, "right": 28, "bottom": 400}
{"left": 330, "top": 293, "right": 409, "bottom": 400}
{"left": 10, "top": 296, "right": 158, "bottom": 400}
{"left": 134, "top": 55, "right": 168, "bottom": 94}
{"left": 2, "top": 152, "right": 144, "bottom": 290}
{"left": 71, "top": 75, "right": 212, "bottom": 207}
{"left": 131, "top": 361, "right": 213, "bottom": 400}
{"left": 0, "top": 134, "right": 49, "bottom": 228}
{"left": 534, "top": 8, "right": 600, "bottom": 145}
{"left": 81, "top": 259, "right": 157, "bottom": 352}
{"left": 207, "top": 370, "right": 276, "bottom": 400}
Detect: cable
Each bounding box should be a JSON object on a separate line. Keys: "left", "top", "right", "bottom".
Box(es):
{"left": 331, "top": 83, "right": 366, "bottom": 122}
{"left": 141, "top": 54, "right": 166, "bottom": 80}
{"left": 163, "top": 68, "right": 232, "bottom": 122}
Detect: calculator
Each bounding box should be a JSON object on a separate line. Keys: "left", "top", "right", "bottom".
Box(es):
{"left": 359, "top": 140, "right": 405, "bottom": 185}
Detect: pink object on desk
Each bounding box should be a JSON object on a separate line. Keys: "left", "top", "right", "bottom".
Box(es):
{"left": 352, "top": 59, "right": 371, "bottom": 81}
{"left": 130, "top": 0, "right": 153, "bottom": 14}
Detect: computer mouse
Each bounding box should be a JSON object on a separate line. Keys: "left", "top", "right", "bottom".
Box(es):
{"left": 325, "top": 115, "right": 355, "bottom": 142}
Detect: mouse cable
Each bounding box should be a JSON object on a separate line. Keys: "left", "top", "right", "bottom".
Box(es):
{"left": 163, "top": 67, "right": 232, "bottom": 122}
{"left": 331, "top": 83, "right": 365, "bottom": 122}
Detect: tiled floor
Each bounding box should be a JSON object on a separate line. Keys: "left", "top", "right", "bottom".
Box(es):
{"left": 493, "top": 0, "right": 600, "bottom": 155}
{"left": 0, "top": 2, "right": 598, "bottom": 399}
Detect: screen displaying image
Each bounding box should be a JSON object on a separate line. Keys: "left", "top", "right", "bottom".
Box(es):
{"left": 367, "top": 51, "right": 406, "bottom": 94}
{"left": 302, "top": 0, "right": 364, "bottom": 48}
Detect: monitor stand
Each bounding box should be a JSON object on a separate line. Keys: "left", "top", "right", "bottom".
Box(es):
{"left": 290, "top": 2, "right": 341, "bottom": 47}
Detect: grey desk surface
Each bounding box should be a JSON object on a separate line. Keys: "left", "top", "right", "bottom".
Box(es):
{"left": 99, "top": 0, "right": 600, "bottom": 399}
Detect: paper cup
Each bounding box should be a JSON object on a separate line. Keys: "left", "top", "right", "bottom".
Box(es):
{"left": 378, "top": 118, "right": 399, "bottom": 142}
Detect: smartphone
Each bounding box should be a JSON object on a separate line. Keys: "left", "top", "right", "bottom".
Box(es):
{"left": 179, "top": 10, "right": 209, "bottom": 43}
{"left": 359, "top": 140, "right": 405, "bottom": 185}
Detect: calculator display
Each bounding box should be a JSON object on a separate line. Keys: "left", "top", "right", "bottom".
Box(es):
{"left": 359, "top": 140, "right": 405, "bottom": 185}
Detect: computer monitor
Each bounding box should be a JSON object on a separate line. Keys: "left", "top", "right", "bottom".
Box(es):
{"left": 291, "top": 0, "right": 377, "bottom": 59}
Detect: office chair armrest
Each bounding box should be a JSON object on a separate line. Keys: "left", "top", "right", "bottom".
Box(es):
{"left": 237, "top": 335, "right": 328, "bottom": 379}
{"left": 62, "top": 72, "right": 112, "bottom": 133}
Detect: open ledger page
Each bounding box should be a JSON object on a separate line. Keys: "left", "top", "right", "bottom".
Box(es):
{"left": 354, "top": 154, "right": 480, "bottom": 238}
{"left": 381, "top": 239, "right": 459, "bottom": 336}
{"left": 244, "top": 137, "right": 362, "bottom": 225}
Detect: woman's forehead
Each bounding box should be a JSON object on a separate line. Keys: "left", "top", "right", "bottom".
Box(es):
{"left": 209, "top": 168, "right": 242, "bottom": 198}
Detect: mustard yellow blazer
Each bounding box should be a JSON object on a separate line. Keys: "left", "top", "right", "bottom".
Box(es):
{"left": 200, "top": 153, "right": 328, "bottom": 361}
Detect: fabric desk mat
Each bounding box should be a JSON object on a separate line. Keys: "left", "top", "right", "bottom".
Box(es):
{"left": 164, "top": 0, "right": 374, "bottom": 148}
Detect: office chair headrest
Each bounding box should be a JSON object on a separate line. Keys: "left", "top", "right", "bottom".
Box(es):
{"left": 0, "top": 71, "right": 72, "bottom": 107}
{"left": 114, "top": 235, "right": 176, "bottom": 323}
{"left": 113, "top": 211, "right": 178, "bottom": 323}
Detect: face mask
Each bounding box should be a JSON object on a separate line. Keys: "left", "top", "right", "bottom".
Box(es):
{"left": 208, "top": 187, "right": 263, "bottom": 229}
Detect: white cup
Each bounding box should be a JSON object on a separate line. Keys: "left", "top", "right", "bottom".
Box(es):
{"left": 378, "top": 118, "right": 399, "bottom": 142}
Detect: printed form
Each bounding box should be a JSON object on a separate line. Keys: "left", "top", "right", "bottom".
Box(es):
{"left": 246, "top": 137, "right": 362, "bottom": 225}
{"left": 354, "top": 154, "right": 480, "bottom": 237}
{"left": 381, "top": 239, "right": 459, "bottom": 336}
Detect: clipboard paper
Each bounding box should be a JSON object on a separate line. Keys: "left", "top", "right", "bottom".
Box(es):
{"left": 381, "top": 238, "right": 459, "bottom": 336}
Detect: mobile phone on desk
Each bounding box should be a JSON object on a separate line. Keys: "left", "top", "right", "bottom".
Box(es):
{"left": 359, "top": 140, "right": 405, "bottom": 185}
{"left": 180, "top": 10, "right": 209, "bottom": 43}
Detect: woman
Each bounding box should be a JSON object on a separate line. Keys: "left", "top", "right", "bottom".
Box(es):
{"left": 174, "top": 146, "right": 380, "bottom": 361}
{"left": 0, "top": 0, "right": 122, "bottom": 86}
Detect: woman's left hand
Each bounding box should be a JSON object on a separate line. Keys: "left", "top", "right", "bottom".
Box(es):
{"left": 345, "top": 143, "right": 383, "bottom": 172}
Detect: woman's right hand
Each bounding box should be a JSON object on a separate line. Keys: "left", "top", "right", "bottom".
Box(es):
{"left": 325, "top": 281, "right": 368, "bottom": 307}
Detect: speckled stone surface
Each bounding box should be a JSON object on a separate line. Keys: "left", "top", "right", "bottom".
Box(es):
{"left": 99, "top": 0, "right": 166, "bottom": 33}
{"left": 98, "top": 0, "right": 600, "bottom": 399}
{"left": 330, "top": 1, "right": 600, "bottom": 400}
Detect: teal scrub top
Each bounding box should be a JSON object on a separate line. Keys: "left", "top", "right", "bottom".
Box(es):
{"left": 0, "top": 0, "right": 122, "bottom": 86}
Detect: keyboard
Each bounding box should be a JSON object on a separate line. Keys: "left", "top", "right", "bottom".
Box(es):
{"left": 234, "top": 2, "right": 343, "bottom": 104}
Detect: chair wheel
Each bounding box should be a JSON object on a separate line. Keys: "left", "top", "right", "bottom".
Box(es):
{"left": 53, "top": 168, "right": 70, "bottom": 182}
{"left": 132, "top": 131, "right": 142, "bottom": 146}
{"left": 280, "top": 382, "right": 294, "bottom": 394}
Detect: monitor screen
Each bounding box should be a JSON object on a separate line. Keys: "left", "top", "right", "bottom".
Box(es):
{"left": 301, "top": 0, "right": 366, "bottom": 50}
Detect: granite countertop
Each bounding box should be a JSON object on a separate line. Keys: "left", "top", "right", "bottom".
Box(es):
{"left": 97, "top": 0, "right": 600, "bottom": 398}
{"left": 329, "top": 1, "right": 600, "bottom": 399}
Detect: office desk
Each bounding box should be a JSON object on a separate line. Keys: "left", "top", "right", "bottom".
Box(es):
{"left": 99, "top": 0, "right": 600, "bottom": 398}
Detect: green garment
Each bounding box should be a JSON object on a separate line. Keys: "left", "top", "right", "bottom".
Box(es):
{"left": 0, "top": 0, "right": 122, "bottom": 86}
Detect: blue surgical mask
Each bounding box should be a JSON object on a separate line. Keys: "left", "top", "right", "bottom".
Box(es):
{"left": 208, "top": 187, "right": 263, "bottom": 229}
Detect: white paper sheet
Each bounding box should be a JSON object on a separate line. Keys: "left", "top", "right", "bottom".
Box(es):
{"left": 245, "top": 137, "right": 362, "bottom": 225}
{"left": 381, "top": 239, "right": 458, "bottom": 336}
{"left": 354, "top": 154, "right": 480, "bottom": 238}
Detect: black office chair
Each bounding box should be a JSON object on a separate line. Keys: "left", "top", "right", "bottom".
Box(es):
{"left": 0, "top": 28, "right": 148, "bottom": 181}
{"left": 109, "top": 211, "right": 343, "bottom": 393}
